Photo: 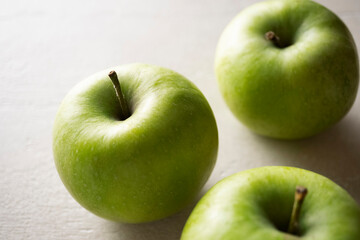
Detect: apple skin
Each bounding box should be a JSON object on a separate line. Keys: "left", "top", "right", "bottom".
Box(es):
{"left": 215, "top": 0, "right": 359, "bottom": 139}
{"left": 53, "top": 63, "right": 218, "bottom": 223}
{"left": 181, "top": 166, "right": 360, "bottom": 240}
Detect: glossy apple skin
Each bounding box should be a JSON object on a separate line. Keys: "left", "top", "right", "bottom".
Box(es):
{"left": 181, "top": 166, "right": 360, "bottom": 240}
{"left": 215, "top": 0, "right": 359, "bottom": 139}
{"left": 53, "top": 63, "right": 218, "bottom": 223}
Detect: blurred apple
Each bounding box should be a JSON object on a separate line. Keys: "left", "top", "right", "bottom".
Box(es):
{"left": 181, "top": 166, "right": 360, "bottom": 239}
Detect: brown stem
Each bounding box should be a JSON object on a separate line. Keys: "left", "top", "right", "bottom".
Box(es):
{"left": 108, "top": 70, "right": 130, "bottom": 120}
{"left": 288, "top": 186, "right": 308, "bottom": 235}
{"left": 265, "top": 31, "right": 280, "bottom": 47}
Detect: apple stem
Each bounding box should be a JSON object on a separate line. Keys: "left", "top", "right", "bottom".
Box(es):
{"left": 265, "top": 31, "right": 280, "bottom": 47}
{"left": 108, "top": 70, "right": 131, "bottom": 120}
{"left": 288, "top": 186, "right": 308, "bottom": 235}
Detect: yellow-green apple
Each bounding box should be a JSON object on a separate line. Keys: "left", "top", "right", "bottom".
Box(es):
{"left": 53, "top": 63, "right": 218, "bottom": 223}
{"left": 181, "top": 166, "right": 360, "bottom": 239}
{"left": 215, "top": 0, "right": 359, "bottom": 139}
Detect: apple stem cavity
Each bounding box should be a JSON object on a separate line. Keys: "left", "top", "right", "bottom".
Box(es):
{"left": 265, "top": 31, "right": 281, "bottom": 48}
{"left": 108, "top": 70, "right": 131, "bottom": 120}
{"left": 288, "top": 186, "right": 308, "bottom": 235}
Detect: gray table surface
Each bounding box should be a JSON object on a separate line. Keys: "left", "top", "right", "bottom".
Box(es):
{"left": 1, "top": 0, "right": 360, "bottom": 239}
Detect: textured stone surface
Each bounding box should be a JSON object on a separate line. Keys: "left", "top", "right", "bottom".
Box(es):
{"left": 0, "top": 0, "right": 359, "bottom": 239}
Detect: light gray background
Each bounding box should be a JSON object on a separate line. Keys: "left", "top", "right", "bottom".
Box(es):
{"left": 1, "top": 0, "right": 359, "bottom": 239}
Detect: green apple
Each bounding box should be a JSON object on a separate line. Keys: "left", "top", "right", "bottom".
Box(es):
{"left": 53, "top": 63, "right": 218, "bottom": 223}
{"left": 181, "top": 166, "right": 360, "bottom": 239}
{"left": 215, "top": 0, "right": 359, "bottom": 139}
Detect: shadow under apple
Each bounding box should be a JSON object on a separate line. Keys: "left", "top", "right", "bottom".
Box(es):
{"left": 99, "top": 202, "right": 196, "bottom": 240}
{"left": 252, "top": 115, "right": 360, "bottom": 203}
